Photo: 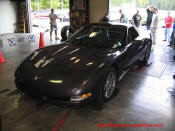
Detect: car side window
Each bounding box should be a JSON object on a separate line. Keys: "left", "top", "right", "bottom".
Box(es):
{"left": 108, "top": 27, "right": 127, "bottom": 49}
{"left": 127, "top": 27, "right": 139, "bottom": 44}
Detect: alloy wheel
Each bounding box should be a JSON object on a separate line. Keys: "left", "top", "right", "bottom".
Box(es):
{"left": 104, "top": 71, "right": 117, "bottom": 99}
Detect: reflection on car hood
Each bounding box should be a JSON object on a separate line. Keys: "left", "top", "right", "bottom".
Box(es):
{"left": 21, "top": 42, "right": 112, "bottom": 79}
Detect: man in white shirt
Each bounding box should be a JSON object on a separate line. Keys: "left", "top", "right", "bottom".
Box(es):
{"left": 49, "top": 9, "right": 59, "bottom": 41}
{"left": 151, "top": 8, "right": 159, "bottom": 46}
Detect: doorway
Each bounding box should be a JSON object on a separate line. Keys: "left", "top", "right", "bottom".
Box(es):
{"left": 30, "top": 0, "right": 70, "bottom": 39}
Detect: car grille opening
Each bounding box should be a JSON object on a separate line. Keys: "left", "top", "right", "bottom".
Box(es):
{"left": 15, "top": 79, "right": 70, "bottom": 101}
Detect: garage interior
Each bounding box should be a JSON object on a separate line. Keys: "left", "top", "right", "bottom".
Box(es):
{"left": 0, "top": 0, "right": 175, "bottom": 131}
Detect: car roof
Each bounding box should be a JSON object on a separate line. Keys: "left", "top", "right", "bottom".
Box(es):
{"left": 89, "top": 22, "right": 133, "bottom": 29}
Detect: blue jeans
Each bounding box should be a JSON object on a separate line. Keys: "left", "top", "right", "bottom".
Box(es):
{"left": 146, "top": 25, "right": 150, "bottom": 30}
{"left": 170, "top": 31, "right": 175, "bottom": 46}
{"left": 164, "top": 28, "right": 172, "bottom": 42}
{"left": 146, "top": 25, "right": 151, "bottom": 38}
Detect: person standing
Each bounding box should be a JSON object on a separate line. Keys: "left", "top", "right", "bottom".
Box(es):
{"left": 119, "top": 9, "right": 125, "bottom": 23}
{"left": 173, "top": 20, "right": 175, "bottom": 33}
{"left": 170, "top": 19, "right": 175, "bottom": 47}
{"left": 151, "top": 8, "right": 159, "bottom": 46}
{"left": 171, "top": 20, "right": 175, "bottom": 61}
{"left": 163, "top": 12, "right": 174, "bottom": 44}
{"left": 49, "top": 8, "right": 59, "bottom": 41}
{"left": 132, "top": 10, "right": 142, "bottom": 28}
{"left": 146, "top": 6, "right": 154, "bottom": 30}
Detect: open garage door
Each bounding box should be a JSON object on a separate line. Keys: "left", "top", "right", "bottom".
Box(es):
{"left": 109, "top": 0, "right": 175, "bottom": 25}
{"left": 30, "top": 0, "right": 70, "bottom": 37}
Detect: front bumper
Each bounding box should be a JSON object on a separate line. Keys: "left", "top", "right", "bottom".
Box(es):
{"left": 15, "top": 78, "right": 95, "bottom": 107}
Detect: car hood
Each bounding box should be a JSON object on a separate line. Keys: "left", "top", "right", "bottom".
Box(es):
{"left": 18, "top": 42, "right": 113, "bottom": 90}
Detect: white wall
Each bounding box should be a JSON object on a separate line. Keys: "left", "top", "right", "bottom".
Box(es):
{"left": 0, "top": 0, "right": 17, "bottom": 34}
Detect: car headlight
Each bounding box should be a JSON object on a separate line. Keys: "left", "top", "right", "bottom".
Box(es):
{"left": 70, "top": 93, "right": 92, "bottom": 102}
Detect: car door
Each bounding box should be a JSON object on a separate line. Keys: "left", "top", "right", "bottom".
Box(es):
{"left": 107, "top": 26, "right": 130, "bottom": 76}
{"left": 126, "top": 27, "right": 141, "bottom": 68}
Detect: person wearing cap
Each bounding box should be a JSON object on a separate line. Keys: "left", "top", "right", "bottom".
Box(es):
{"left": 49, "top": 8, "right": 59, "bottom": 41}
{"left": 163, "top": 12, "right": 174, "bottom": 44}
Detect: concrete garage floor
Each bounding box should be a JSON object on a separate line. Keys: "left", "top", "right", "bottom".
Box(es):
{"left": 0, "top": 32, "right": 175, "bottom": 131}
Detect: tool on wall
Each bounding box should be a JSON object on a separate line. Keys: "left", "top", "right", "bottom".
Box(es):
{"left": 60, "top": 0, "right": 89, "bottom": 41}
{"left": 69, "top": 0, "right": 89, "bottom": 30}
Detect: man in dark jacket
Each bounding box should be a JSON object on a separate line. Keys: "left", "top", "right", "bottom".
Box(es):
{"left": 146, "top": 6, "right": 154, "bottom": 30}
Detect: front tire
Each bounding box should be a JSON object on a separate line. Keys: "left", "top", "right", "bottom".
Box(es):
{"left": 103, "top": 69, "right": 118, "bottom": 101}
{"left": 96, "top": 67, "right": 119, "bottom": 110}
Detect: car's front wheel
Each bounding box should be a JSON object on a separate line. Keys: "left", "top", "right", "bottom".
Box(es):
{"left": 96, "top": 67, "right": 119, "bottom": 110}
{"left": 103, "top": 70, "right": 117, "bottom": 100}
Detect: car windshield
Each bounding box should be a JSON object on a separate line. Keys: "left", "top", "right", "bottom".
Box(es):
{"left": 67, "top": 24, "right": 127, "bottom": 49}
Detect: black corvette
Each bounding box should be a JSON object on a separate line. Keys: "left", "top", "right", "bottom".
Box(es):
{"left": 15, "top": 23, "right": 152, "bottom": 109}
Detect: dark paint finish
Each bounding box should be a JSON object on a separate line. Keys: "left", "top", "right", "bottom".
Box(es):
{"left": 15, "top": 23, "right": 152, "bottom": 106}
